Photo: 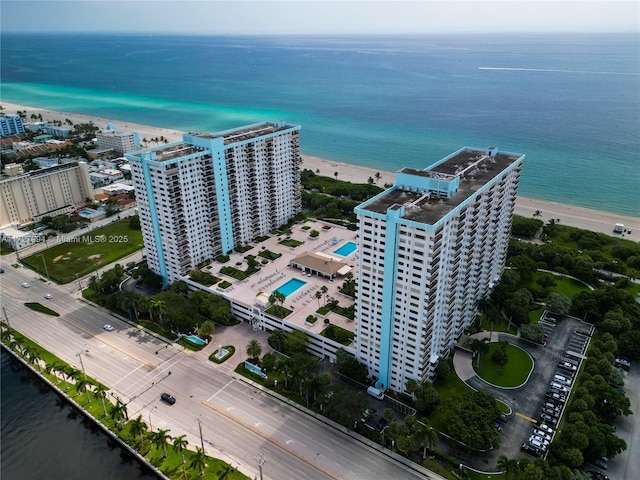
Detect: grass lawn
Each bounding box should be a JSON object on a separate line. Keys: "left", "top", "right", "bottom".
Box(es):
{"left": 21, "top": 219, "right": 143, "bottom": 284}
{"left": 474, "top": 343, "right": 533, "bottom": 387}
{"left": 528, "top": 303, "right": 546, "bottom": 324}
{"left": 279, "top": 238, "right": 304, "bottom": 248}
{"left": 525, "top": 271, "right": 590, "bottom": 299}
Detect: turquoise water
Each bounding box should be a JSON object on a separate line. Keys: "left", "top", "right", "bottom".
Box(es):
{"left": 275, "top": 278, "right": 307, "bottom": 297}
{"left": 184, "top": 335, "right": 207, "bottom": 346}
{"left": 334, "top": 242, "right": 357, "bottom": 256}
{"left": 2, "top": 33, "right": 638, "bottom": 216}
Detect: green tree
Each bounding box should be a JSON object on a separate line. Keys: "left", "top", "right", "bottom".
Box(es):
{"left": 546, "top": 292, "right": 572, "bottom": 315}
{"left": 173, "top": 434, "right": 189, "bottom": 464}
{"left": 109, "top": 400, "right": 128, "bottom": 425}
{"left": 284, "top": 330, "right": 308, "bottom": 355}
{"left": 199, "top": 320, "right": 215, "bottom": 338}
{"left": 471, "top": 338, "right": 490, "bottom": 368}
{"left": 93, "top": 384, "right": 109, "bottom": 417}
{"left": 217, "top": 464, "right": 235, "bottom": 480}
{"left": 246, "top": 339, "right": 262, "bottom": 361}
{"left": 190, "top": 447, "right": 207, "bottom": 476}
{"left": 130, "top": 415, "right": 147, "bottom": 443}
{"left": 151, "top": 428, "right": 171, "bottom": 458}
{"left": 413, "top": 420, "right": 439, "bottom": 459}
{"left": 75, "top": 376, "right": 92, "bottom": 404}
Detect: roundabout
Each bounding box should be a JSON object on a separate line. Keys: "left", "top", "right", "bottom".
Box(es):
{"left": 473, "top": 341, "right": 534, "bottom": 388}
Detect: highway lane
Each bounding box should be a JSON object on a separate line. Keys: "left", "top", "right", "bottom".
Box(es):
{"left": 2, "top": 259, "right": 441, "bottom": 480}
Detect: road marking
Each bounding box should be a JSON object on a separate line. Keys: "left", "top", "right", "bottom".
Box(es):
{"left": 207, "top": 379, "right": 234, "bottom": 401}
{"left": 202, "top": 400, "right": 338, "bottom": 479}
{"left": 516, "top": 412, "right": 538, "bottom": 423}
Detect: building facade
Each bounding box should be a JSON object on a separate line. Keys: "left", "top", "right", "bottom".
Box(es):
{"left": 0, "top": 115, "right": 25, "bottom": 137}
{"left": 0, "top": 162, "right": 93, "bottom": 227}
{"left": 126, "top": 121, "right": 301, "bottom": 285}
{"left": 96, "top": 129, "right": 140, "bottom": 155}
{"left": 354, "top": 146, "right": 524, "bottom": 393}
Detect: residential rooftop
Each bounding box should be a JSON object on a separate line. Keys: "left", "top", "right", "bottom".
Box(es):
{"left": 362, "top": 148, "right": 523, "bottom": 225}
{"left": 192, "top": 122, "right": 297, "bottom": 145}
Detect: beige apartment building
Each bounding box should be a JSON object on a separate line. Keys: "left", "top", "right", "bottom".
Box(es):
{"left": 0, "top": 162, "right": 93, "bottom": 227}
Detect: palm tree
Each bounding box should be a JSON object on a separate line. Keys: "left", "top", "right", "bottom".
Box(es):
{"left": 320, "top": 286, "right": 328, "bottom": 305}
{"left": 150, "top": 299, "right": 168, "bottom": 325}
{"left": 217, "top": 463, "right": 235, "bottom": 480}
{"left": 93, "top": 384, "right": 109, "bottom": 417}
{"left": 533, "top": 209, "right": 541, "bottom": 218}
{"left": 76, "top": 376, "right": 92, "bottom": 404}
{"left": 64, "top": 366, "right": 80, "bottom": 392}
{"left": 151, "top": 428, "right": 171, "bottom": 458}
{"left": 130, "top": 415, "right": 148, "bottom": 443}
{"left": 375, "top": 172, "right": 381, "bottom": 184}
{"left": 109, "top": 400, "right": 128, "bottom": 425}
{"left": 497, "top": 454, "right": 519, "bottom": 479}
{"left": 199, "top": 320, "right": 215, "bottom": 338}
{"left": 246, "top": 339, "right": 262, "bottom": 361}
{"left": 413, "top": 421, "right": 439, "bottom": 459}
{"left": 470, "top": 338, "right": 490, "bottom": 368}
{"left": 276, "top": 356, "right": 293, "bottom": 388}
{"left": 334, "top": 171, "right": 338, "bottom": 180}
{"left": 314, "top": 290, "right": 323, "bottom": 306}
{"left": 190, "top": 446, "right": 207, "bottom": 476}
{"left": 173, "top": 434, "right": 188, "bottom": 464}
{"left": 175, "top": 463, "right": 191, "bottom": 480}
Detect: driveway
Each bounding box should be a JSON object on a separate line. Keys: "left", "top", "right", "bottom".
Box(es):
{"left": 450, "top": 315, "right": 592, "bottom": 471}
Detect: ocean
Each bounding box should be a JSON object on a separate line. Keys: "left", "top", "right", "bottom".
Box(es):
{"left": 0, "top": 349, "right": 157, "bottom": 480}
{"left": 1, "top": 33, "right": 638, "bottom": 216}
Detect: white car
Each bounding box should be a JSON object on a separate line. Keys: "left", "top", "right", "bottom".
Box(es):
{"left": 44, "top": 294, "right": 52, "bottom": 299}
{"left": 103, "top": 324, "right": 114, "bottom": 331}
{"left": 21, "top": 282, "right": 30, "bottom": 288}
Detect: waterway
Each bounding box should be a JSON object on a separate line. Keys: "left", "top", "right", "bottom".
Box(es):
{"left": 0, "top": 348, "right": 158, "bottom": 480}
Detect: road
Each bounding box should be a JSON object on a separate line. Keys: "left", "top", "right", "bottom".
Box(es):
{"left": 606, "top": 366, "right": 639, "bottom": 480}
{"left": 0, "top": 256, "right": 441, "bottom": 480}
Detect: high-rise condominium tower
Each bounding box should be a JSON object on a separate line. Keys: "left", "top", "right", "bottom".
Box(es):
{"left": 126, "top": 122, "right": 301, "bottom": 285}
{"left": 354, "top": 146, "right": 524, "bottom": 393}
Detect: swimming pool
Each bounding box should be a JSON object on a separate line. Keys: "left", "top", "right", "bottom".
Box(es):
{"left": 184, "top": 335, "right": 207, "bottom": 345}
{"left": 78, "top": 209, "right": 95, "bottom": 218}
{"left": 333, "top": 241, "right": 357, "bottom": 256}
{"left": 274, "top": 278, "right": 307, "bottom": 297}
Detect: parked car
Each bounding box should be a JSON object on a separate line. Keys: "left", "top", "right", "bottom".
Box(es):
{"left": 521, "top": 443, "right": 544, "bottom": 457}
{"left": 360, "top": 408, "right": 375, "bottom": 422}
{"left": 374, "top": 418, "right": 388, "bottom": 432}
{"left": 537, "top": 423, "right": 554, "bottom": 434}
{"left": 614, "top": 357, "right": 631, "bottom": 371}
{"left": 558, "top": 361, "right": 577, "bottom": 372}
{"left": 593, "top": 457, "right": 608, "bottom": 470}
{"left": 160, "top": 392, "right": 176, "bottom": 405}
{"left": 587, "top": 470, "right": 609, "bottom": 480}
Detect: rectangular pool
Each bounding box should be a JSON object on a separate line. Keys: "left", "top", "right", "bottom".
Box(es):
{"left": 333, "top": 241, "right": 357, "bottom": 256}
{"left": 274, "top": 278, "right": 307, "bottom": 297}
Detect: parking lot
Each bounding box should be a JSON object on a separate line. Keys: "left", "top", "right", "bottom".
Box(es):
{"left": 452, "top": 313, "right": 595, "bottom": 470}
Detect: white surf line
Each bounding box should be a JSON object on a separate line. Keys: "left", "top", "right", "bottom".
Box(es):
{"left": 478, "top": 66, "right": 639, "bottom": 75}
{"left": 207, "top": 378, "right": 234, "bottom": 401}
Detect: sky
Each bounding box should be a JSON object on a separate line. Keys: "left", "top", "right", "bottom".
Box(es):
{"left": 1, "top": 0, "right": 638, "bottom": 35}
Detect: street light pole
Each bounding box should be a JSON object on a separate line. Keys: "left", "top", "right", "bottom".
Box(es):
{"left": 197, "top": 416, "right": 205, "bottom": 452}
{"left": 40, "top": 253, "right": 50, "bottom": 281}
{"left": 258, "top": 453, "right": 266, "bottom": 480}
{"left": 2, "top": 306, "right": 11, "bottom": 330}
{"left": 76, "top": 349, "right": 90, "bottom": 404}
{"left": 75, "top": 273, "right": 82, "bottom": 291}
{"left": 149, "top": 406, "right": 157, "bottom": 432}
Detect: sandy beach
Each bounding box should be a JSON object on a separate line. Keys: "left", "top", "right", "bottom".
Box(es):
{"left": 3, "top": 101, "right": 638, "bottom": 239}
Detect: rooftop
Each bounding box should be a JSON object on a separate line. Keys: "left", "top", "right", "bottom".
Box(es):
{"left": 128, "top": 143, "right": 204, "bottom": 163}
{"left": 190, "top": 222, "right": 358, "bottom": 337}
{"left": 362, "top": 148, "right": 522, "bottom": 225}
{"left": 192, "top": 122, "right": 297, "bottom": 146}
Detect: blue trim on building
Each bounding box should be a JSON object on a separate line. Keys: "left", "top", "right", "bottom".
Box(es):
{"left": 140, "top": 152, "right": 169, "bottom": 287}
{"left": 375, "top": 206, "right": 403, "bottom": 391}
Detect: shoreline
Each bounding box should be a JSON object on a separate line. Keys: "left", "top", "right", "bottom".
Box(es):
{"left": 3, "top": 101, "right": 638, "bottom": 239}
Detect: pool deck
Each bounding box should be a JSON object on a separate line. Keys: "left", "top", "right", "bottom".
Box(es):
{"left": 200, "top": 221, "right": 359, "bottom": 335}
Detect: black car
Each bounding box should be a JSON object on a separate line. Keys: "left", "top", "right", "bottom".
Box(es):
{"left": 520, "top": 443, "right": 543, "bottom": 457}
{"left": 587, "top": 470, "right": 609, "bottom": 480}
{"left": 160, "top": 392, "right": 176, "bottom": 405}
{"left": 375, "top": 418, "right": 388, "bottom": 432}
